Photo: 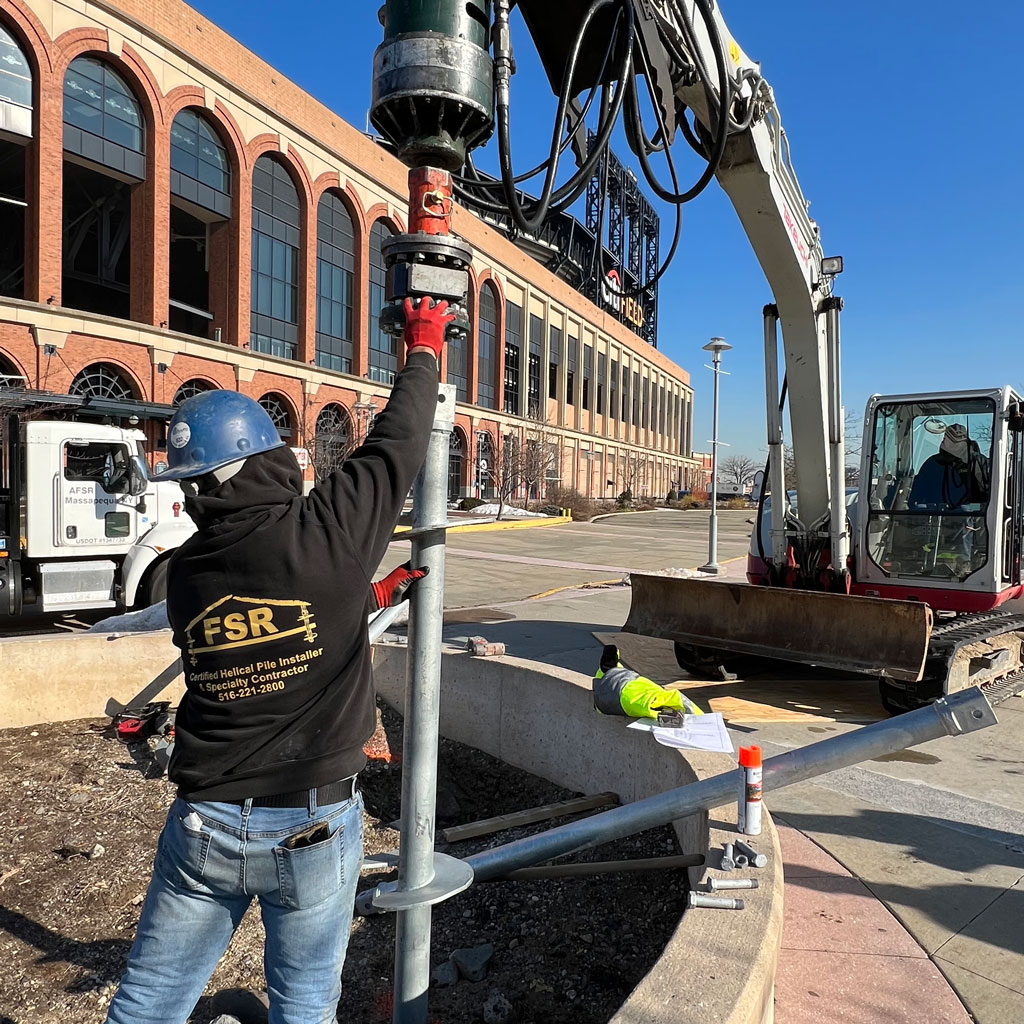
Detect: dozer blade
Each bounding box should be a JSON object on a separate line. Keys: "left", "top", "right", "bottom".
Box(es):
{"left": 622, "top": 574, "right": 933, "bottom": 682}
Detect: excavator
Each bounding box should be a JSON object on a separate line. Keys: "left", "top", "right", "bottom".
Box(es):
{"left": 370, "top": 1, "right": 1024, "bottom": 713}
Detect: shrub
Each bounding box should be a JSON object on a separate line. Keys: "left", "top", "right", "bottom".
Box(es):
{"left": 547, "top": 486, "right": 596, "bottom": 522}
{"left": 679, "top": 495, "right": 705, "bottom": 509}
{"left": 458, "top": 496, "right": 486, "bottom": 511}
{"left": 616, "top": 488, "right": 633, "bottom": 509}
{"left": 724, "top": 497, "right": 748, "bottom": 510}
{"left": 666, "top": 489, "right": 679, "bottom": 503}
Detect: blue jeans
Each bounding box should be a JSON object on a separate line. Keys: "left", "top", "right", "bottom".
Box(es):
{"left": 105, "top": 788, "right": 364, "bottom": 1024}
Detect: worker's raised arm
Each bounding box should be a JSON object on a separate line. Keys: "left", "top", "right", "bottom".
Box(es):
{"left": 307, "top": 297, "right": 454, "bottom": 578}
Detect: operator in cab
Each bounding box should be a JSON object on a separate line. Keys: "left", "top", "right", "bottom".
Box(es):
{"left": 104, "top": 296, "right": 453, "bottom": 1024}
{"left": 909, "top": 423, "right": 989, "bottom": 510}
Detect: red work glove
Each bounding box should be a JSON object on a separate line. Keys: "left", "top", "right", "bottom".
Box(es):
{"left": 372, "top": 562, "right": 429, "bottom": 609}
{"left": 404, "top": 296, "right": 455, "bottom": 360}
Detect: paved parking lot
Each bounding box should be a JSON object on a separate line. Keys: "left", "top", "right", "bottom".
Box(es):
{"left": 378, "top": 508, "right": 754, "bottom": 609}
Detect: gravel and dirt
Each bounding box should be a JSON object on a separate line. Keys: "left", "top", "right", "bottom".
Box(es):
{"left": 0, "top": 703, "right": 690, "bottom": 1023}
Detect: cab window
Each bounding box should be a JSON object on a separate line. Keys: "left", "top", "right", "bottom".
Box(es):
{"left": 64, "top": 442, "right": 131, "bottom": 493}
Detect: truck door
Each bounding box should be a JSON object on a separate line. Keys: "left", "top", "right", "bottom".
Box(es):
{"left": 57, "top": 439, "right": 139, "bottom": 550}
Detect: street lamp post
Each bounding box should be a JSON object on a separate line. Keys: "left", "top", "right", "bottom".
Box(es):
{"left": 699, "top": 337, "right": 732, "bottom": 575}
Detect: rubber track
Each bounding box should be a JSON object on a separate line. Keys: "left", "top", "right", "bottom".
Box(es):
{"left": 981, "top": 668, "right": 1024, "bottom": 706}
{"left": 923, "top": 611, "right": 1024, "bottom": 688}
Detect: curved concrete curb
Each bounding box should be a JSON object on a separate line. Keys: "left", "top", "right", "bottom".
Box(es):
{"left": 393, "top": 515, "right": 573, "bottom": 536}
{"left": 373, "top": 645, "right": 783, "bottom": 1024}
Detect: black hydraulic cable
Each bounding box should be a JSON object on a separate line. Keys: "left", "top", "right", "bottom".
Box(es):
{"left": 453, "top": 12, "right": 618, "bottom": 195}
{"left": 627, "top": 0, "right": 729, "bottom": 205}
{"left": 497, "top": 0, "right": 634, "bottom": 235}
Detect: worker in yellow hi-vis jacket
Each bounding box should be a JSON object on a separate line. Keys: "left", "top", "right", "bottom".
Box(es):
{"left": 593, "top": 645, "right": 704, "bottom": 719}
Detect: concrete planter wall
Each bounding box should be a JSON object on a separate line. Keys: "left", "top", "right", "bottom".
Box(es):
{"left": 373, "top": 645, "right": 783, "bottom": 1024}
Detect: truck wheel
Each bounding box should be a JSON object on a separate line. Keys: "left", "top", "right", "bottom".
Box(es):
{"left": 141, "top": 558, "right": 170, "bottom": 607}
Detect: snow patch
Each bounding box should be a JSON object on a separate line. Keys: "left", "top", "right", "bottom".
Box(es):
{"left": 466, "top": 503, "right": 550, "bottom": 519}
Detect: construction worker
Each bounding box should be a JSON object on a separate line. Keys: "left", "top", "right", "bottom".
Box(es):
{"left": 593, "top": 645, "right": 704, "bottom": 719}
{"left": 104, "top": 297, "right": 453, "bottom": 1024}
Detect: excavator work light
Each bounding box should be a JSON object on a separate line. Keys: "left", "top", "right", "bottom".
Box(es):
{"left": 821, "top": 256, "right": 844, "bottom": 276}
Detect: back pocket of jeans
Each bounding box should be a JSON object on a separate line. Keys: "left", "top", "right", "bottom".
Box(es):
{"left": 273, "top": 821, "right": 345, "bottom": 909}
{"left": 156, "top": 811, "right": 213, "bottom": 892}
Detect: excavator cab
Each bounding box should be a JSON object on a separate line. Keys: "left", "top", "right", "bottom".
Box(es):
{"left": 854, "top": 388, "right": 1023, "bottom": 610}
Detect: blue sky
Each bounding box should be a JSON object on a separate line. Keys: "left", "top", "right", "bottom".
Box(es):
{"left": 193, "top": 1, "right": 1024, "bottom": 462}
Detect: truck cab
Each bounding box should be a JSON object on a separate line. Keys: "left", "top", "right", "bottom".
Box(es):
{"left": 0, "top": 416, "right": 195, "bottom": 617}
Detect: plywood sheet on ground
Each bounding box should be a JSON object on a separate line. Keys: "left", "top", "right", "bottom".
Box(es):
{"left": 594, "top": 631, "right": 883, "bottom": 725}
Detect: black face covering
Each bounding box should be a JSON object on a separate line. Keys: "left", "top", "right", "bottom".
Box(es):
{"left": 182, "top": 446, "right": 302, "bottom": 529}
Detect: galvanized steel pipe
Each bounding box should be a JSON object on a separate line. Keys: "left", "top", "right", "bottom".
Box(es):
{"left": 465, "top": 688, "right": 997, "bottom": 882}
{"left": 392, "top": 383, "right": 456, "bottom": 1024}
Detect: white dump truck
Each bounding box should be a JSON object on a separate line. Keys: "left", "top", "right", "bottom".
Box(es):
{"left": 0, "top": 414, "right": 196, "bottom": 619}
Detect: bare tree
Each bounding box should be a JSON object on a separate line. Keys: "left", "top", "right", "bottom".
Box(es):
{"left": 482, "top": 430, "right": 525, "bottom": 521}
{"left": 521, "top": 411, "right": 560, "bottom": 503}
{"left": 618, "top": 451, "right": 648, "bottom": 504}
{"left": 298, "top": 391, "right": 361, "bottom": 482}
{"left": 720, "top": 454, "right": 758, "bottom": 489}
{"left": 782, "top": 409, "right": 862, "bottom": 492}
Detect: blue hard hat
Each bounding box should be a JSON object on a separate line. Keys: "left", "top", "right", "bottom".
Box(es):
{"left": 153, "top": 390, "right": 286, "bottom": 480}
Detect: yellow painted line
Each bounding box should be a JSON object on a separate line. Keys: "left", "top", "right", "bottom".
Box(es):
{"left": 526, "top": 554, "right": 748, "bottom": 601}
{"left": 527, "top": 578, "right": 624, "bottom": 600}
{"left": 393, "top": 515, "right": 573, "bottom": 539}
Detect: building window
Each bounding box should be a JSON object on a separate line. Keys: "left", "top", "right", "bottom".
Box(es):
{"left": 597, "top": 352, "right": 606, "bottom": 413}
{"left": 528, "top": 313, "right": 544, "bottom": 417}
{"left": 70, "top": 363, "right": 135, "bottom": 401}
{"left": 642, "top": 377, "right": 650, "bottom": 429}
{"left": 621, "top": 364, "right": 630, "bottom": 422}
{"left": 548, "top": 325, "right": 561, "bottom": 401}
{"left": 172, "top": 379, "right": 214, "bottom": 406}
{"left": 316, "top": 192, "right": 355, "bottom": 374}
{"left": 609, "top": 358, "right": 618, "bottom": 421}
{"left": 447, "top": 333, "right": 469, "bottom": 402}
{"left": 250, "top": 156, "right": 300, "bottom": 359}
{"left": 476, "top": 431, "right": 495, "bottom": 499}
{"left": 504, "top": 301, "right": 522, "bottom": 416}
{"left": 62, "top": 58, "right": 146, "bottom": 319}
{"left": 449, "top": 429, "right": 466, "bottom": 501}
{"left": 660, "top": 385, "right": 667, "bottom": 436}
{"left": 632, "top": 370, "right": 640, "bottom": 426}
{"left": 168, "top": 109, "right": 231, "bottom": 338}
{"left": 478, "top": 285, "right": 498, "bottom": 409}
{"left": 312, "top": 403, "right": 351, "bottom": 479}
{"left": 170, "top": 108, "right": 230, "bottom": 208}
{"left": 258, "top": 392, "right": 293, "bottom": 440}
{"left": 582, "top": 344, "right": 593, "bottom": 412}
{"left": 368, "top": 220, "right": 397, "bottom": 383}
{"left": 567, "top": 336, "right": 578, "bottom": 407}
{"left": 64, "top": 57, "right": 144, "bottom": 169}
{"left": 0, "top": 25, "right": 31, "bottom": 300}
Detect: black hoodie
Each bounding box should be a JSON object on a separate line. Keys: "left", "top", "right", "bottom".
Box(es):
{"left": 165, "top": 350, "right": 437, "bottom": 801}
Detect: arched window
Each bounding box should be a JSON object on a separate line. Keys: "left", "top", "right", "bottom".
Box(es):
{"left": 368, "top": 220, "right": 397, "bottom": 384}
{"left": 172, "top": 379, "right": 215, "bottom": 406}
{"left": 62, "top": 58, "right": 145, "bottom": 318}
{"left": 477, "top": 285, "right": 498, "bottom": 410}
{"left": 448, "top": 429, "right": 466, "bottom": 502}
{"left": 258, "top": 392, "right": 293, "bottom": 440}
{"left": 0, "top": 25, "right": 32, "bottom": 135}
{"left": 251, "top": 156, "right": 300, "bottom": 359}
{"left": 0, "top": 352, "right": 25, "bottom": 389}
{"left": 70, "top": 363, "right": 136, "bottom": 401}
{"left": 169, "top": 109, "right": 231, "bottom": 337}
{"left": 170, "top": 109, "right": 230, "bottom": 208}
{"left": 0, "top": 24, "right": 31, "bottom": 299}
{"left": 63, "top": 57, "right": 144, "bottom": 167}
{"left": 315, "top": 193, "right": 355, "bottom": 373}
{"left": 312, "top": 403, "right": 352, "bottom": 479}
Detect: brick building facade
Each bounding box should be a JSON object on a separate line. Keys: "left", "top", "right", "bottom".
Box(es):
{"left": 0, "top": 0, "right": 701, "bottom": 502}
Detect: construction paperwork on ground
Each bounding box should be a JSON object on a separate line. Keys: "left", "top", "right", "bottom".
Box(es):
{"left": 628, "top": 712, "right": 734, "bottom": 754}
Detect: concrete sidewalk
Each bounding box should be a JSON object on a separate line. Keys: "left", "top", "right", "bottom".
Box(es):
{"left": 774, "top": 822, "right": 973, "bottom": 1024}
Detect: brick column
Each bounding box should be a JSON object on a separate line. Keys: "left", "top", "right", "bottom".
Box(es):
{"left": 298, "top": 197, "right": 316, "bottom": 364}
{"left": 354, "top": 226, "right": 370, "bottom": 376}
{"left": 232, "top": 169, "right": 252, "bottom": 350}
{"left": 29, "top": 81, "right": 63, "bottom": 305}
{"left": 134, "top": 123, "right": 170, "bottom": 327}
